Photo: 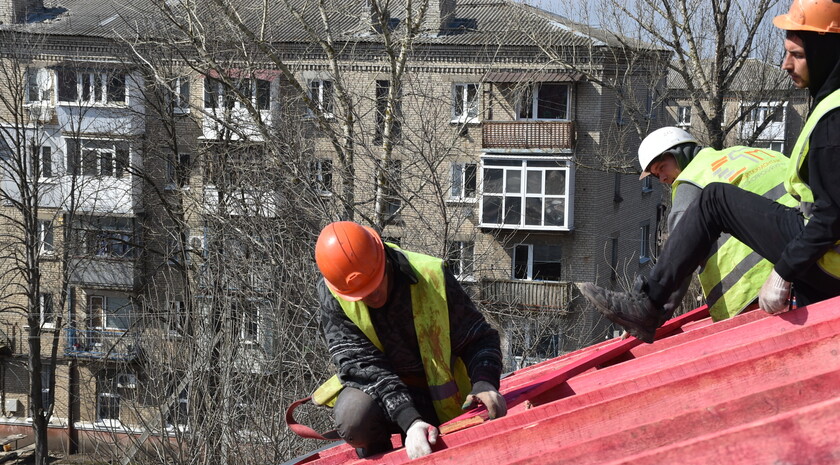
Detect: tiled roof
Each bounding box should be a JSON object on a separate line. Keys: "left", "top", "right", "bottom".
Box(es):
{"left": 5, "top": 0, "right": 661, "bottom": 52}
{"left": 287, "top": 296, "right": 840, "bottom": 464}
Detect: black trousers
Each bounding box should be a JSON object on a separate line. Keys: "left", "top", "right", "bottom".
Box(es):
{"left": 333, "top": 387, "right": 399, "bottom": 449}
{"left": 647, "top": 183, "right": 840, "bottom": 308}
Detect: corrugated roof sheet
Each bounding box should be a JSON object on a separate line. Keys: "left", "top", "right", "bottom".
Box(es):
{"left": 288, "top": 295, "right": 840, "bottom": 464}
{"left": 5, "top": 0, "right": 661, "bottom": 52}
{"left": 668, "top": 58, "right": 793, "bottom": 92}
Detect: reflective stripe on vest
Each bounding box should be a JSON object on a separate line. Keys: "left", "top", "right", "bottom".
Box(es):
{"left": 673, "top": 146, "right": 795, "bottom": 320}
{"left": 785, "top": 88, "right": 840, "bottom": 279}
{"left": 312, "top": 245, "right": 471, "bottom": 424}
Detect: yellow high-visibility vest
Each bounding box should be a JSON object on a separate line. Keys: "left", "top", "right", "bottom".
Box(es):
{"left": 312, "top": 245, "right": 471, "bottom": 424}
{"left": 784, "top": 88, "right": 840, "bottom": 279}
{"left": 673, "top": 146, "right": 796, "bottom": 320}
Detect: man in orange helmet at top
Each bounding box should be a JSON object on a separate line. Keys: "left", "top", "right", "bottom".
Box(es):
{"left": 577, "top": 0, "right": 840, "bottom": 343}
{"left": 312, "top": 221, "right": 506, "bottom": 459}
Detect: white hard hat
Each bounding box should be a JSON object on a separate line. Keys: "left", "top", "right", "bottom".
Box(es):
{"left": 638, "top": 127, "right": 698, "bottom": 180}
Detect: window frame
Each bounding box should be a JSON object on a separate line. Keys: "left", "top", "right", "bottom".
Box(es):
{"left": 451, "top": 83, "right": 480, "bottom": 123}
{"left": 446, "top": 240, "right": 475, "bottom": 281}
{"left": 66, "top": 138, "right": 130, "bottom": 178}
{"left": 169, "top": 76, "right": 191, "bottom": 114}
{"left": 516, "top": 83, "right": 571, "bottom": 121}
{"left": 677, "top": 105, "right": 692, "bottom": 126}
{"left": 479, "top": 156, "right": 574, "bottom": 231}
{"left": 310, "top": 158, "right": 333, "bottom": 196}
{"left": 57, "top": 69, "right": 127, "bottom": 106}
{"left": 25, "top": 68, "right": 53, "bottom": 104}
{"left": 512, "top": 243, "right": 563, "bottom": 282}
{"left": 38, "top": 219, "right": 55, "bottom": 255}
{"left": 450, "top": 162, "right": 477, "bottom": 202}
{"left": 203, "top": 77, "right": 271, "bottom": 111}
{"left": 639, "top": 222, "right": 651, "bottom": 263}
{"left": 88, "top": 294, "right": 133, "bottom": 331}
{"left": 40, "top": 292, "right": 55, "bottom": 328}
{"left": 308, "top": 79, "right": 334, "bottom": 117}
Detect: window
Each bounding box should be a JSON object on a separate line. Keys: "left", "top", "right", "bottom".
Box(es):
{"left": 641, "top": 175, "right": 653, "bottom": 193}
{"left": 742, "top": 103, "right": 785, "bottom": 124}
{"left": 378, "top": 159, "right": 401, "bottom": 225}
{"left": 26, "top": 68, "right": 53, "bottom": 103}
{"left": 204, "top": 77, "right": 271, "bottom": 111}
{"left": 613, "top": 172, "right": 623, "bottom": 203}
{"left": 38, "top": 219, "right": 54, "bottom": 255}
{"left": 480, "top": 158, "right": 573, "bottom": 230}
{"left": 452, "top": 83, "right": 479, "bottom": 123}
{"left": 640, "top": 223, "right": 651, "bottom": 263}
{"left": 446, "top": 241, "right": 474, "bottom": 280}
{"left": 167, "top": 387, "right": 189, "bottom": 428}
{"left": 755, "top": 140, "right": 784, "bottom": 153}
{"left": 677, "top": 105, "right": 691, "bottom": 126}
{"left": 450, "top": 162, "right": 477, "bottom": 200}
{"left": 40, "top": 293, "right": 55, "bottom": 328}
{"left": 169, "top": 76, "right": 190, "bottom": 114}
{"left": 65, "top": 138, "right": 129, "bottom": 178}
{"left": 97, "top": 372, "right": 121, "bottom": 423}
{"left": 168, "top": 300, "right": 188, "bottom": 336}
{"left": 74, "top": 216, "right": 135, "bottom": 258}
{"left": 166, "top": 153, "right": 191, "bottom": 189}
{"left": 88, "top": 295, "right": 133, "bottom": 330}
{"left": 517, "top": 83, "right": 569, "bottom": 120}
{"left": 33, "top": 144, "right": 52, "bottom": 177}
{"left": 512, "top": 244, "right": 562, "bottom": 281}
{"left": 375, "top": 80, "right": 401, "bottom": 144}
{"left": 234, "top": 301, "right": 260, "bottom": 344}
{"left": 309, "top": 79, "right": 334, "bottom": 116}
{"left": 310, "top": 158, "right": 332, "bottom": 195}
{"left": 41, "top": 367, "right": 52, "bottom": 413}
{"left": 57, "top": 69, "right": 126, "bottom": 105}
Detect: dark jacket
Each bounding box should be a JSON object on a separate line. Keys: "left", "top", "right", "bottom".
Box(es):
{"left": 317, "top": 246, "right": 503, "bottom": 432}
{"left": 775, "top": 32, "right": 840, "bottom": 282}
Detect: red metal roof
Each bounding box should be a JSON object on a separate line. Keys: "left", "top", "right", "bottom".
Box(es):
{"left": 290, "top": 296, "right": 840, "bottom": 464}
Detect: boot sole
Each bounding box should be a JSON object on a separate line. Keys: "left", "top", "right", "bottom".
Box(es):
{"left": 578, "top": 283, "right": 656, "bottom": 343}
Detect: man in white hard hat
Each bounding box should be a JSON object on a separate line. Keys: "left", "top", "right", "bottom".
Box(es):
{"left": 578, "top": 0, "right": 840, "bottom": 343}
{"left": 637, "top": 127, "right": 795, "bottom": 321}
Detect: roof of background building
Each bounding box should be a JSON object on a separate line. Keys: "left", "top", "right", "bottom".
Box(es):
{"left": 287, "top": 296, "right": 840, "bottom": 464}
{"left": 668, "top": 58, "right": 793, "bottom": 93}
{"left": 3, "top": 0, "right": 664, "bottom": 52}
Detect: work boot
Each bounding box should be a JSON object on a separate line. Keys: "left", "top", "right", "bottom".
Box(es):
{"left": 578, "top": 282, "right": 662, "bottom": 343}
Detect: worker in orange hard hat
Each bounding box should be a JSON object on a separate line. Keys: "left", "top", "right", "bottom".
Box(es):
{"left": 577, "top": 0, "right": 840, "bottom": 343}
{"left": 312, "top": 221, "right": 506, "bottom": 459}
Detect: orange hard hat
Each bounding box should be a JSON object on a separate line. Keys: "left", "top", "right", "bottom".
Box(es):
{"left": 315, "top": 221, "right": 386, "bottom": 301}
{"left": 774, "top": 0, "right": 840, "bottom": 33}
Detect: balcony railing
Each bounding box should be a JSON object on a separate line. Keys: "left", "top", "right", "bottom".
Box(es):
{"left": 482, "top": 121, "right": 575, "bottom": 150}
{"left": 64, "top": 328, "right": 140, "bottom": 360}
{"left": 479, "top": 278, "right": 575, "bottom": 312}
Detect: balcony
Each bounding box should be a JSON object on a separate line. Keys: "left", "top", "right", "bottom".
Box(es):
{"left": 482, "top": 121, "right": 575, "bottom": 150}
{"left": 64, "top": 328, "right": 140, "bottom": 360}
{"left": 479, "top": 278, "right": 575, "bottom": 312}
{"left": 69, "top": 258, "right": 139, "bottom": 289}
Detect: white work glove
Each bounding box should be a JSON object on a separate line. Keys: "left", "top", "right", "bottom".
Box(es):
{"left": 759, "top": 269, "right": 792, "bottom": 315}
{"left": 461, "top": 380, "right": 508, "bottom": 419}
{"left": 405, "top": 420, "right": 438, "bottom": 459}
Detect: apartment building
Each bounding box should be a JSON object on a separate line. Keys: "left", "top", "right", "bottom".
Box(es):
{"left": 666, "top": 59, "right": 809, "bottom": 153}
{"left": 0, "top": 0, "right": 669, "bottom": 458}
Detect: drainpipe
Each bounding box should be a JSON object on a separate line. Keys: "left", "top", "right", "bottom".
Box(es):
{"left": 67, "top": 287, "right": 78, "bottom": 455}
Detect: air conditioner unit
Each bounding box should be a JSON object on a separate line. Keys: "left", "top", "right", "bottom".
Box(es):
{"left": 28, "top": 101, "right": 54, "bottom": 123}
{"left": 188, "top": 235, "right": 205, "bottom": 251}
{"left": 117, "top": 373, "right": 136, "bottom": 389}
{"left": 5, "top": 398, "right": 22, "bottom": 415}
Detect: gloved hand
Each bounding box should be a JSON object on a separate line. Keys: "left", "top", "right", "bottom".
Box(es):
{"left": 405, "top": 420, "right": 438, "bottom": 459}
{"left": 759, "top": 269, "right": 792, "bottom": 315}
{"left": 460, "top": 380, "right": 508, "bottom": 419}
